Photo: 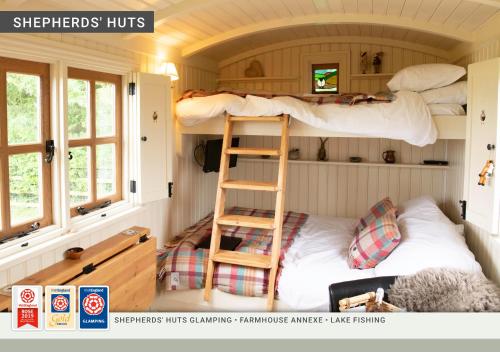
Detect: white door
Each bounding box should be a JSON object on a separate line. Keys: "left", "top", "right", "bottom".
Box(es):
{"left": 464, "top": 59, "right": 500, "bottom": 234}
{"left": 136, "top": 72, "right": 171, "bottom": 204}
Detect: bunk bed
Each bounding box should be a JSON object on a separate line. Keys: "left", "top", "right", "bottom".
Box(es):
{"left": 157, "top": 64, "right": 480, "bottom": 312}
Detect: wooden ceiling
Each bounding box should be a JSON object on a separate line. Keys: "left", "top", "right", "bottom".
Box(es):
{"left": 1, "top": 0, "right": 499, "bottom": 61}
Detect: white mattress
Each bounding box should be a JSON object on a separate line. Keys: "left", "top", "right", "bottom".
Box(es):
{"left": 278, "top": 197, "right": 482, "bottom": 311}
{"left": 176, "top": 91, "right": 437, "bottom": 146}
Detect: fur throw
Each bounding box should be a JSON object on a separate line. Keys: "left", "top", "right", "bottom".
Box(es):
{"left": 388, "top": 268, "right": 500, "bottom": 312}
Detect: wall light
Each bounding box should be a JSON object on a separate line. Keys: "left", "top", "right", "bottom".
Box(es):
{"left": 164, "top": 62, "right": 179, "bottom": 81}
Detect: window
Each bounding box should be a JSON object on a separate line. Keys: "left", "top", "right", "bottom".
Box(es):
{"left": 312, "top": 63, "right": 339, "bottom": 94}
{"left": 0, "top": 57, "right": 52, "bottom": 241}
{"left": 67, "top": 68, "right": 122, "bottom": 217}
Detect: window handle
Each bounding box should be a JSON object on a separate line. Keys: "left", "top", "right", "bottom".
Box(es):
{"left": 68, "top": 151, "right": 73, "bottom": 160}
{"left": 44, "top": 140, "right": 55, "bottom": 164}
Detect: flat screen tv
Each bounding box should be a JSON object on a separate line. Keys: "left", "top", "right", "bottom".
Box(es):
{"left": 203, "top": 137, "right": 239, "bottom": 173}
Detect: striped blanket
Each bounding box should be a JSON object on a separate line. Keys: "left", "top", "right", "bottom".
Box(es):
{"left": 157, "top": 207, "right": 308, "bottom": 297}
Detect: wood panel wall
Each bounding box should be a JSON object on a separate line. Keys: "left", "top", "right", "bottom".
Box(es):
{"left": 222, "top": 136, "right": 448, "bottom": 218}
{"left": 218, "top": 40, "right": 447, "bottom": 94}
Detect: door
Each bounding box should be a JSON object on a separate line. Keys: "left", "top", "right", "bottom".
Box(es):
{"left": 136, "top": 72, "right": 171, "bottom": 204}
{"left": 464, "top": 58, "right": 500, "bottom": 234}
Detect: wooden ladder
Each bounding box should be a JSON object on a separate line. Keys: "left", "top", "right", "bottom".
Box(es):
{"left": 204, "top": 114, "right": 290, "bottom": 311}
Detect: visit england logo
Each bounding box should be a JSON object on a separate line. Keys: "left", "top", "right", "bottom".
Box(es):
{"left": 79, "top": 286, "right": 109, "bottom": 330}
{"left": 82, "top": 293, "right": 105, "bottom": 315}
{"left": 51, "top": 294, "right": 69, "bottom": 312}
{"left": 20, "top": 289, "right": 35, "bottom": 304}
{"left": 45, "top": 286, "right": 76, "bottom": 330}
{"left": 12, "top": 285, "right": 43, "bottom": 331}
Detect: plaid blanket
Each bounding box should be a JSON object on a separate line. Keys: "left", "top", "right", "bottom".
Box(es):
{"left": 157, "top": 207, "right": 308, "bottom": 297}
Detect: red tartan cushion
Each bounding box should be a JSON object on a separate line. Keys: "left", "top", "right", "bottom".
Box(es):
{"left": 348, "top": 212, "right": 401, "bottom": 269}
{"left": 354, "top": 197, "right": 396, "bottom": 235}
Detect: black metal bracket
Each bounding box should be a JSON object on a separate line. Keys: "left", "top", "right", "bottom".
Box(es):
{"left": 459, "top": 200, "right": 467, "bottom": 220}
{"left": 77, "top": 200, "right": 112, "bottom": 216}
{"left": 168, "top": 182, "right": 173, "bottom": 198}
{"left": 44, "top": 140, "right": 55, "bottom": 163}
{"left": 130, "top": 180, "right": 137, "bottom": 193}
{"left": 82, "top": 263, "right": 95, "bottom": 274}
{"left": 128, "top": 82, "right": 136, "bottom": 96}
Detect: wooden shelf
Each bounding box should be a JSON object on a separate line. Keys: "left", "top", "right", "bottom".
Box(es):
{"left": 238, "top": 158, "right": 449, "bottom": 170}
{"left": 350, "top": 73, "right": 395, "bottom": 79}
{"left": 217, "top": 76, "right": 298, "bottom": 82}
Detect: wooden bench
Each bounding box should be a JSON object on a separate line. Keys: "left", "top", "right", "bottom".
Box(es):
{"left": 0, "top": 226, "right": 156, "bottom": 312}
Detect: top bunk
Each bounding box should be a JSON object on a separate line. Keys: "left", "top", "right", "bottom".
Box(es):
{"left": 177, "top": 114, "right": 465, "bottom": 140}
{"left": 176, "top": 64, "right": 469, "bottom": 145}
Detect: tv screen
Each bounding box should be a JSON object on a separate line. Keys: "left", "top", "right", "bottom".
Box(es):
{"left": 312, "top": 63, "right": 339, "bottom": 94}
{"left": 203, "top": 137, "right": 239, "bottom": 173}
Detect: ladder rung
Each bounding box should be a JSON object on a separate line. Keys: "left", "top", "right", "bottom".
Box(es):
{"left": 229, "top": 116, "right": 283, "bottom": 122}
{"left": 226, "top": 147, "right": 280, "bottom": 156}
{"left": 217, "top": 214, "right": 275, "bottom": 229}
{"left": 212, "top": 250, "right": 272, "bottom": 269}
{"left": 221, "top": 180, "right": 278, "bottom": 192}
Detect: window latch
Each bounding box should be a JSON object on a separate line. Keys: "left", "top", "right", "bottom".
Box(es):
{"left": 77, "top": 200, "right": 112, "bottom": 216}
{"left": 44, "top": 140, "right": 55, "bottom": 164}
{"left": 0, "top": 222, "right": 40, "bottom": 245}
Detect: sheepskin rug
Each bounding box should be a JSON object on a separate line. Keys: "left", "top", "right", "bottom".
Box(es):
{"left": 388, "top": 268, "right": 500, "bottom": 312}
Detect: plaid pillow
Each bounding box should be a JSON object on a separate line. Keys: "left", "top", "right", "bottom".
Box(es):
{"left": 348, "top": 212, "right": 401, "bottom": 269}
{"left": 354, "top": 197, "right": 396, "bottom": 235}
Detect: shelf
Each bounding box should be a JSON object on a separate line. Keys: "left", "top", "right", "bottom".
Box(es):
{"left": 238, "top": 158, "right": 449, "bottom": 170}
{"left": 350, "top": 73, "right": 395, "bottom": 79}
{"left": 217, "top": 76, "right": 298, "bottom": 82}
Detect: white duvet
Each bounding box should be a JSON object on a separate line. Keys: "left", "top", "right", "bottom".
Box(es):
{"left": 278, "top": 196, "right": 482, "bottom": 311}
{"left": 176, "top": 91, "right": 438, "bottom": 146}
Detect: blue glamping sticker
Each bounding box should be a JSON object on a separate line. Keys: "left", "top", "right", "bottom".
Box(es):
{"left": 79, "top": 286, "right": 109, "bottom": 330}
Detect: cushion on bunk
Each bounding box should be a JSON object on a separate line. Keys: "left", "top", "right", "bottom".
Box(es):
{"left": 348, "top": 212, "right": 401, "bottom": 269}
{"left": 419, "top": 81, "right": 467, "bottom": 105}
{"left": 354, "top": 197, "right": 396, "bottom": 235}
{"left": 387, "top": 64, "right": 466, "bottom": 92}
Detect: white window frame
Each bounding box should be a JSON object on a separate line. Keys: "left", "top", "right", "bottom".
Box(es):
{"left": 0, "top": 34, "right": 141, "bottom": 260}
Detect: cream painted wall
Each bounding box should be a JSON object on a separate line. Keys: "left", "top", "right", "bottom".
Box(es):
{"left": 218, "top": 38, "right": 447, "bottom": 94}
{"left": 0, "top": 33, "right": 217, "bottom": 289}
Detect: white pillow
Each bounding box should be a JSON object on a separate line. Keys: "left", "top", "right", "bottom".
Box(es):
{"left": 387, "top": 64, "right": 466, "bottom": 92}
{"left": 420, "top": 81, "right": 467, "bottom": 105}
{"left": 397, "top": 195, "right": 452, "bottom": 225}
{"left": 427, "top": 103, "right": 465, "bottom": 116}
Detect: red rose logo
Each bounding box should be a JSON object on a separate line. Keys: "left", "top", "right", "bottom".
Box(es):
{"left": 20, "top": 289, "right": 35, "bottom": 303}
{"left": 82, "top": 293, "right": 105, "bottom": 315}
{"left": 52, "top": 295, "right": 69, "bottom": 311}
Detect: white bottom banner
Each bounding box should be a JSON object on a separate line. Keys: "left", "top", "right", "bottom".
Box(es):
{"left": 1, "top": 312, "right": 499, "bottom": 339}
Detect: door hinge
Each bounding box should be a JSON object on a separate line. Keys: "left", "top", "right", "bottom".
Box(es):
{"left": 130, "top": 180, "right": 137, "bottom": 193}
{"left": 459, "top": 200, "right": 467, "bottom": 220}
{"left": 168, "top": 182, "right": 173, "bottom": 198}
{"left": 128, "top": 82, "right": 136, "bottom": 96}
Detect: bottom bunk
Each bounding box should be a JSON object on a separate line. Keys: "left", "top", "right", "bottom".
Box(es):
{"left": 156, "top": 196, "right": 483, "bottom": 312}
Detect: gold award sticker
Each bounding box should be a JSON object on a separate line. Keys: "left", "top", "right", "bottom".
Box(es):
{"left": 45, "top": 285, "right": 76, "bottom": 330}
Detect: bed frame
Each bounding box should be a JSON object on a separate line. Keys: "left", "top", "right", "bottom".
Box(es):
{"left": 178, "top": 114, "right": 466, "bottom": 139}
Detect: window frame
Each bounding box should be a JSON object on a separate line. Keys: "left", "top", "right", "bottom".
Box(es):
{"left": 67, "top": 67, "right": 123, "bottom": 217}
{"left": 0, "top": 56, "right": 52, "bottom": 241}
